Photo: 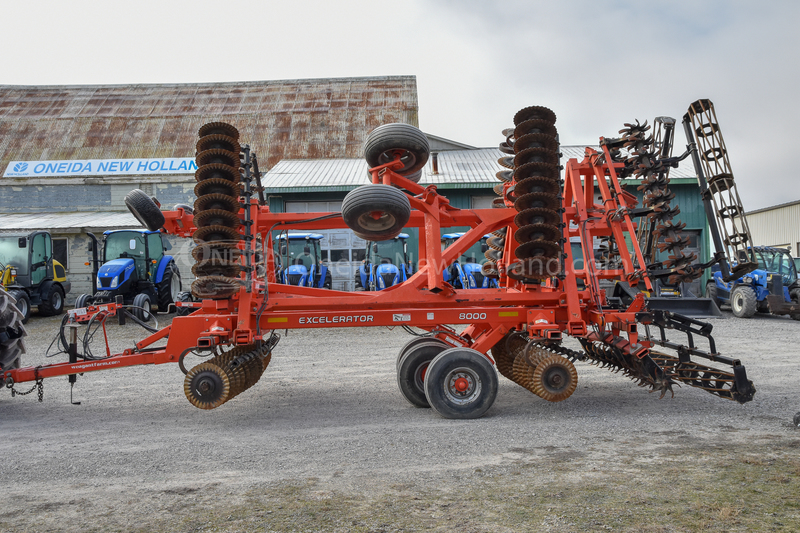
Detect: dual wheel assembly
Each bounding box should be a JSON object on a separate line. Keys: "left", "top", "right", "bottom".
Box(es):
{"left": 341, "top": 123, "right": 429, "bottom": 241}
{"left": 396, "top": 337, "right": 497, "bottom": 419}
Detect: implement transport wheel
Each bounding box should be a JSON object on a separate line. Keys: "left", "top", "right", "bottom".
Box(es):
{"left": 396, "top": 336, "right": 450, "bottom": 370}
{"left": 531, "top": 355, "right": 578, "bottom": 402}
{"left": 175, "top": 291, "right": 195, "bottom": 316}
{"left": 730, "top": 285, "right": 757, "bottom": 318}
{"left": 342, "top": 184, "right": 411, "bottom": 241}
{"left": 396, "top": 340, "right": 449, "bottom": 408}
{"left": 424, "top": 348, "right": 498, "bottom": 419}
{"left": 364, "top": 123, "right": 430, "bottom": 176}
{"left": 184, "top": 362, "right": 232, "bottom": 409}
{"left": 125, "top": 189, "right": 165, "bottom": 231}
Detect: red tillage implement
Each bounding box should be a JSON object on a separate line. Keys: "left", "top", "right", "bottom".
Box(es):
{"left": 1, "top": 105, "right": 755, "bottom": 418}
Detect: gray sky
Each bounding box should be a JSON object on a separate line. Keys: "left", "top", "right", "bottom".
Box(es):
{"left": 4, "top": 0, "right": 797, "bottom": 210}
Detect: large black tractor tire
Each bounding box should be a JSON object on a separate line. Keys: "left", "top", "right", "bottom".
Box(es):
{"left": 423, "top": 347, "right": 498, "bottom": 419}
{"left": 38, "top": 284, "right": 65, "bottom": 316}
{"left": 791, "top": 288, "right": 800, "bottom": 321}
{"left": 125, "top": 189, "right": 165, "bottom": 232}
{"left": 175, "top": 291, "right": 195, "bottom": 316}
{"left": 323, "top": 270, "right": 332, "bottom": 290}
{"left": 396, "top": 340, "right": 449, "bottom": 408}
{"left": 364, "top": 123, "right": 430, "bottom": 176}
{"left": 342, "top": 185, "right": 411, "bottom": 241}
{"left": 0, "top": 288, "right": 26, "bottom": 372}
{"left": 704, "top": 282, "right": 720, "bottom": 307}
{"left": 730, "top": 285, "right": 757, "bottom": 318}
{"left": 157, "top": 262, "right": 182, "bottom": 312}
{"left": 132, "top": 293, "right": 153, "bottom": 322}
{"left": 8, "top": 289, "right": 31, "bottom": 324}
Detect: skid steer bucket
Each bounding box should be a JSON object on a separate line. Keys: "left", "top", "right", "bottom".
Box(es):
{"left": 612, "top": 281, "right": 722, "bottom": 318}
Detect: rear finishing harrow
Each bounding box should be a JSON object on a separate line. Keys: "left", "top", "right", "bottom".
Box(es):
{"left": 2, "top": 102, "right": 758, "bottom": 418}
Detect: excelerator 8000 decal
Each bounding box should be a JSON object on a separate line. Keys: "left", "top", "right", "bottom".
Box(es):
{"left": 3, "top": 104, "right": 775, "bottom": 423}
{"left": 298, "top": 315, "right": 375, "bottom": 324}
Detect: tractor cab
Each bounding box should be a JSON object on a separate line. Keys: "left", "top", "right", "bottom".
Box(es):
{"left": 76, "top": 229, "right": 182, "bottom": 320}
{"left": 356, "top": 234, "right": 412, "bottom": 291}
{"left": 441, "top": 233, "right": 498, "bottom": 289}
{"left": 274, "top": 233, "right": 331, "bottom": 289}
{"left": 0, "top": 231, "right": 71, "bottom": 322}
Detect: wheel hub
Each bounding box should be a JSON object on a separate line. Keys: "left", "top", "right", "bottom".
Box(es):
{"left": 444, "top": 367, "right": 481, "bottom": 404}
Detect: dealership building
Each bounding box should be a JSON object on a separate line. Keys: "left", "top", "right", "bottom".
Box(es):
{"left": 0, "top": 77, "right": 711, "bottom": 300}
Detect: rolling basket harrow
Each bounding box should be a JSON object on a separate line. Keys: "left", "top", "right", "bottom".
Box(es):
{"left": 1, "top": 100, "right": 758, "bottom": 418}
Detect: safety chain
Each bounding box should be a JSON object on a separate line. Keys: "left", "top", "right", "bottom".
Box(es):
{"left": 6, "top": 368, "right": 44, "bottom": 402}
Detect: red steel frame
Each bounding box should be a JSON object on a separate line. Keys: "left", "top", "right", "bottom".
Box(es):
{"left": 4, "top": 145, "right": 656, "bottom": 387}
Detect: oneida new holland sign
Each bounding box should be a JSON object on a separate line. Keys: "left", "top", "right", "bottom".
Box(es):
{"left": 3, "top": 158, "right": 198, "bottom": 178}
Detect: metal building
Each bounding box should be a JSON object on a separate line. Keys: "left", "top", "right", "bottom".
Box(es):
{"left": 745, "top": 200, "right": 800, "bottom": 256}
{"left": 0, "top": 77, "right": 419, "bottom": 301}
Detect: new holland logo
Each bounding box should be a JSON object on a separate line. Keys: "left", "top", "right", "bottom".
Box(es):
{"left": 13, "top": 162, "right": 27, "bottom": 172}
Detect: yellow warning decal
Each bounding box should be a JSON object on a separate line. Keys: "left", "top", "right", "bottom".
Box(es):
{"left": 498, "top": 311, "right": 519, "bottom": 317}
{"left": 267, "top": 317, "right": 289, "bottom": 323}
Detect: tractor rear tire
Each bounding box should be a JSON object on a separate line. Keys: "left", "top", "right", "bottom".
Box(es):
{"left": 397, "top": 340, "right": 448, "bottom": 408}
{"left": 157, "top": 263, "right": 181, "bottom": 311}
{"left": 364, "top": 123, "right": 430, "bottom": 176}
{"left": 38, "top": 284, "right": 65, "bottom": 316}
{"left": 175, "top": 291, "right": 195, "bottom": 316}
{"left": 125, "top": 189, "right": 165, "bottom": 232}
{"left": 730, "top": 285, "right": 757, "bottom": 318}
{"left": 791, "top": 288, "right": 800, "bottom": 321}
{"left": 423, "top": 348, "right": 498, "bottom": 419}
{"left": 8, "top": 289, "right": 31, "bottom": 324}
{"left": 0, "top": 288, "right": 26, "bottom": 371}
{"left": 132, "top": 293, "right": 152, "bottom": 322}
{"left": 342, "top": 185, "right": 411, "bottom": 241}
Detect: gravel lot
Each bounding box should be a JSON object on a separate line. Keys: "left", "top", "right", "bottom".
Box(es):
{"left": 2, "top": 308, "right": 800, "bottom": 532}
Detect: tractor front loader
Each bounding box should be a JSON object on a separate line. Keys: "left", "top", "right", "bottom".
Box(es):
{"left": 2, "top": 106, "right": 757, "bottom": 419}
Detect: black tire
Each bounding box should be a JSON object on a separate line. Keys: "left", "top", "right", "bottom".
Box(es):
{"left": 8, "top": 289, "right": 31, "bottom": 324}
{"left": 704, "top": 282, "right": 719, "bottom": 306}
{"left": 354, "top": 269, "right": 364, "bottom": 291}
{"left": 38, "top": 284, "right": 65, "bottom": 316}
{"left": 396, "top": 336, "right": 450, "bottom": 370}
{"left": 0, "top": 288, "right": 26, "bottom": 371}
{"left": 132, "top": 293, "right": 152, "bottom": 322}
{"left": 364, "top": 123, "right": 430, "bottom": 176}
{"left": 423, "top": 348, "right": 498, "bottom": 419}
{"left": 790, "top": 288, "right": 800, "bottom": 321}
{"left": 396, "top": 341, "right": 448, "bottom": 408}
{"left": 157, "top": 262, "right": 181, "bottom": 311}
{"left": 323, "top": 270, "right": 332, "bottom": 290}
{"left": 175, "top": 291, "right": 195, "bottom": 316}
{"left": 173, "top": 203, "right": 193, "bottom": 214}
{"left": 74, "top": 293, "right": 91, "bottom": 309}
{"left": 125, "top": 189, "right": 165, "bottom": 232}
{"left": 342, "top": 185, "right": 411, "bottom": 241}
{"left": 730, "top": 285, "right": 757, "bottom": 318}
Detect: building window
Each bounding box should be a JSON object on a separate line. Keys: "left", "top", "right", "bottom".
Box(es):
{"left": 285, "top": 201, "right": 343, "bottom": 213}
{"left": 471, "top": 196, "right": 496, "bottom": 209}
{"left": 52, "top": 238, "right": 69, "bottom": 270}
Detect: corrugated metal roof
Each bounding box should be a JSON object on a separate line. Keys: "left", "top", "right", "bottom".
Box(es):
{"left": 0, "top": 76, "right": 419, "bottom": 174}
{"left": 0, "top": 211, "right": 140, "bottom": 231}
{"left": 262, "top": 145, "right": 699, "bottom": 192}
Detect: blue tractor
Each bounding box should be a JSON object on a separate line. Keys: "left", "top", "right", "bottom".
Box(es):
{"left": 705, "top": 246, "right": 800, "bottom": 320}
{"left": 355, "top": 234, "right": 412, "bottom": 291}
{"left": 441, "top": 233, "right": 499, "bottom": 289}
{"left": 76, "top": 229, "right": 182, "bottom": 320}
{"left": 275, "top": 233, "right": 332, "bottom": 289}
